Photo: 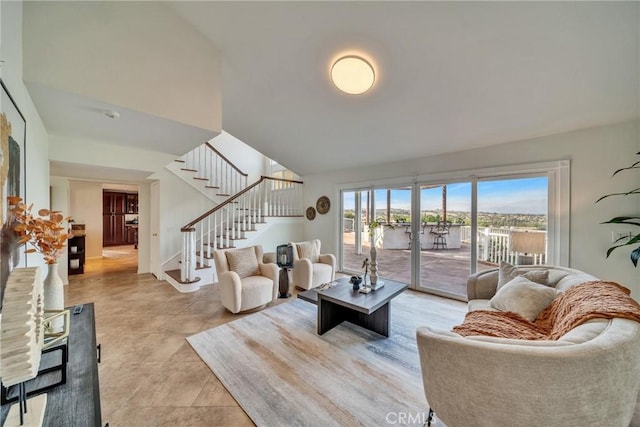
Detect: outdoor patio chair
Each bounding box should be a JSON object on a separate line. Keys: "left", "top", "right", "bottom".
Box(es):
{"left": 430, "top": 221, "right": 450, "bottom": 249}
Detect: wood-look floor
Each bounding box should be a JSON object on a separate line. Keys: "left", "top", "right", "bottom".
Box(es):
{"left": 66, "top": 245, "right": 466, "bottom": 427}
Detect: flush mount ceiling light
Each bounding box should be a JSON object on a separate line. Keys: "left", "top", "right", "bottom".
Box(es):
{"left": 330, "top": 55, "right": 375, "bottom": 95}
{"left": 104, "top": 110, "right": 120, "bottom": 119}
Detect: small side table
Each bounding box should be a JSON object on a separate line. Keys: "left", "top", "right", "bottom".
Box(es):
{"left": 278, "top": 267, "right": 292, "bottom": 298}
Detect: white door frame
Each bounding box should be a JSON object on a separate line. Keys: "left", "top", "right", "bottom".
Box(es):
{"left": 150, "top": 181, "right": 161, "bottom": 278}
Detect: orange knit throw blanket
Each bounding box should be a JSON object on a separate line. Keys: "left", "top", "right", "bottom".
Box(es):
{"left": 453, "top": 281, "right": 640, "bottom": 340}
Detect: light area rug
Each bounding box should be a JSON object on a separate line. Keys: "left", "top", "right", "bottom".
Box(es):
{"left": 187, "top": 296, "right": 434, "bottom": 427}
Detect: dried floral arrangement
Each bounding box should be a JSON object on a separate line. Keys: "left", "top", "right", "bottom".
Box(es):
{"left": 9, "top": 196, "right": 72, "bottom": 264}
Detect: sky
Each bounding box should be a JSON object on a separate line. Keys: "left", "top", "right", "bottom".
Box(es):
{"left": 343, "top": 176, "right": 548, "bottom": 215}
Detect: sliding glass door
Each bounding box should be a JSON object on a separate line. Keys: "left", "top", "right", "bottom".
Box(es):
{"left": 340, "top": 162, "right": 563, "bottom": 301}
{"left": 414, "top": 181, "right": 472, "bottom": 298}
{"left": 477, "top": 176, "right": 548, "bottom": 268}
{"left": 342, "top": 190, "right": 368, "bottom": 273}
{"left": 341, "top": 186, "right": 413, "bottom": 283}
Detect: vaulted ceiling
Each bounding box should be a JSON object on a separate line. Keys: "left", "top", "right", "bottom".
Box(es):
{"left": 25, "top": 1, "right": 640, "bottom": 178}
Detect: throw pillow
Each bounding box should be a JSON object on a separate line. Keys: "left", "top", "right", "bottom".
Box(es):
{"left": 225, "top": 247, "right": 261, "bottom": 279}
{"left": 497, "top": 261, "right": 549, "bottom": 290}
{"left": 296, "top": 241, "right": 320, "bottom": 263}
{"left": 490, "top": 276, "right": 558, "bottom": 322}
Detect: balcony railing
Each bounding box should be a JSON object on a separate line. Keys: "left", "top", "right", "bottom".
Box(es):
{"left": 471, "top": 226, "right": 546, "bottom": 266}
{"left": 345, "top": 221, "right": 546, "bottom": 266}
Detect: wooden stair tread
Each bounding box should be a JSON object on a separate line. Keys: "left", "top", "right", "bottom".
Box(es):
{"left": 205, "top": 185, "right": 220, "bottom": 189}
{"left": 165, "top": 269, "right": 200, "bottom": 284}
{"left": 193, "top": 177, "right": 208, "bottom": 181}
{"left": 177, "top": 261, "right": 211, "bottom": 270}
{"left": 180, "top": 168, "right": 198, "bottom": 172}
{"left": 213, "top": 235, "right": 244, "bottom": 240}
{"left": 195, "top": 251, "right": 215, "bottom": 259}
{"left": 174, "top": 159, "right": 186, "bottom": 163}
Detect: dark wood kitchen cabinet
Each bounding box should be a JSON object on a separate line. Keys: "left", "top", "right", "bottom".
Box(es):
{"left": 103, "top": 191, "right": 131, "bottom": 246}
{"left": 103, "top": 213, "right": 126, "bottom": 246}
{"left": 103, "top": 191, "right": 126, "bottom": 215}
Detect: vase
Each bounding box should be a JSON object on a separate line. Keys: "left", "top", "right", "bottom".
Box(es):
{"left": 43, "top": 262, "right": 64, "bottom": 331}
{"left": 370, "top": 246, "right": 378, "bottom": 286}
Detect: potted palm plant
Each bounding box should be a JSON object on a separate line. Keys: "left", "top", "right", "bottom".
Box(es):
{"left": 596, "top": 152, "right": 640, "bottom": 267}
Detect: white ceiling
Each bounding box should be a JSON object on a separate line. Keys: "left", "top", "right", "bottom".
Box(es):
{"left": 27, "top": 83, "right": 216, "bottom": 156}
{"left": 49, "top": 160, "right": 154, "bottom": 183}
{"left": 27, "top": 1, "right": 640, "bottom": 178}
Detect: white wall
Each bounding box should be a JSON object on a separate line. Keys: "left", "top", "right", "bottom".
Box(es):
{"left": 303, "top": 120, "right": 640, "bottom": 298}
{"left": 49, "top": 134, "right": 175, "bottom": 173}
{"left": 250, "top": 220, "right": 305, "bottom": 254}
{"left": 50, "top": 176, "right": 69, "bottom": 283}
{"left": 210, "top": 131, "right": 267, "bottom": 183}
{"left": 23, "top": 1, "right": 221, "bottom": 134}
{"left": 103, "top": 183, "right": 138, "bottom": 192}
{"left": 69, "top": 181, "right": 103, "bottom": 259}
{"left": 1, "top": 0, "right": 50, "bottom": 273}
{"left": 153, "top": 168, "right": 216, "bottom": 267}
{"left": 137, "top": 182, "right": 150, "bottom": 274}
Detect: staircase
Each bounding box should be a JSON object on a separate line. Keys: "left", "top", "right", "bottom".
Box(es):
{"left": 167, "top": 142, "right": 248, "bottom": 203}
{"left": 163, "top": 142, "right": 304, "bottom": 292}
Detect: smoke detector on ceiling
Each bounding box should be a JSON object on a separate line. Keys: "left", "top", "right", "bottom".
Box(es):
{"left": 104, "top": 110, "right": 120, "bottom": 119}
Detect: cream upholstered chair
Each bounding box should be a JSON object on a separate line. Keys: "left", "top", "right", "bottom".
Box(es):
{"left": 416, "top": 266, "right": 640, "bottom": 427}
{"left": 290, "top": 239, "right": 335, "bottom": 290}
{"left": 417, "top": 320, "right": 640, "bottom": 427}
{"left": 213, "top": 245, "right": 279, "bottom": 314}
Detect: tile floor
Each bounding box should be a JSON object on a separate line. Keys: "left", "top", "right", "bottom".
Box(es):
{"left": 66, "top": 245, "right": 465, "bottom": 426}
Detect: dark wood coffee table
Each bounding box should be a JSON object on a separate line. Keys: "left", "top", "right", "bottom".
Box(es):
{"left": 297, "top": 278, "right": 408, "bottom": 337}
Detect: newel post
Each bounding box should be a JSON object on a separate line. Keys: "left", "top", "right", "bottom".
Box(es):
{"left": 181, "top": 227, "right": 197, "bottom": 282}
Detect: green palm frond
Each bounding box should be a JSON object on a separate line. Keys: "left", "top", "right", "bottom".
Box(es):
{"left": 598, "top": 153, "right": 640, "bottom": 267}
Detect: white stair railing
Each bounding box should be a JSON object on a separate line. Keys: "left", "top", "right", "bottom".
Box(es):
{"left": 179, "top": 142, "right": 248, "bottom": 197}
{"left": 179, "top": 176, "right": 304, "bottom": 283}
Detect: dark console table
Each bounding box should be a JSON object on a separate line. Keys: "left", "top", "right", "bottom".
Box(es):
{"left": 1, "top": 303, "right": 102, "bottom": 426}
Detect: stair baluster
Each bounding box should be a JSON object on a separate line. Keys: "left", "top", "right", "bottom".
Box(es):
{"left": 178, "top": 177, "right": 304, "bottom": 285}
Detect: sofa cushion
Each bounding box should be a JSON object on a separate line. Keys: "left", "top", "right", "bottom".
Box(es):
{"left": 497, "top": 261, "right": 549, "bottom": 290}
{"left": 490, "top": 276, "right": 558, "bottom": 321}
{"left": 557, "top": 319, "right": 611, "bottom": 344}
{"left": 468, "top": 299, "right": 494, "bottom": 312}
{"left": 225, "top": 247, "right": 261, "bottom": 279}
{"left": 297, "top": 241, "right": 320, "bottom": 263}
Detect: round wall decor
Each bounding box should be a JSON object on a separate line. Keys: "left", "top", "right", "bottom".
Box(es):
{"left": 316, "top": 196, "right": 330, "bottom": 214}
{"left": 306, "top": 206, "right": 316, "bottom": 221}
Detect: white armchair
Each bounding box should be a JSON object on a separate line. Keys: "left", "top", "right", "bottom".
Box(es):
{"left": 290, "top": 239, "right": 335, "bottom": 290}
{"left": 213, "top": 245, "right": 279, "bottom": 314}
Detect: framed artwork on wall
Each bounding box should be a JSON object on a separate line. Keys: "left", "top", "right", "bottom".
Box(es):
{"left": 1, "top": 78, "right": 27, "bottom": 311}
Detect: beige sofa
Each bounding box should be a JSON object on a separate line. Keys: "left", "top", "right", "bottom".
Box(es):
{"left": 417, "top": 265, "right": 640, "bottom": 427}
